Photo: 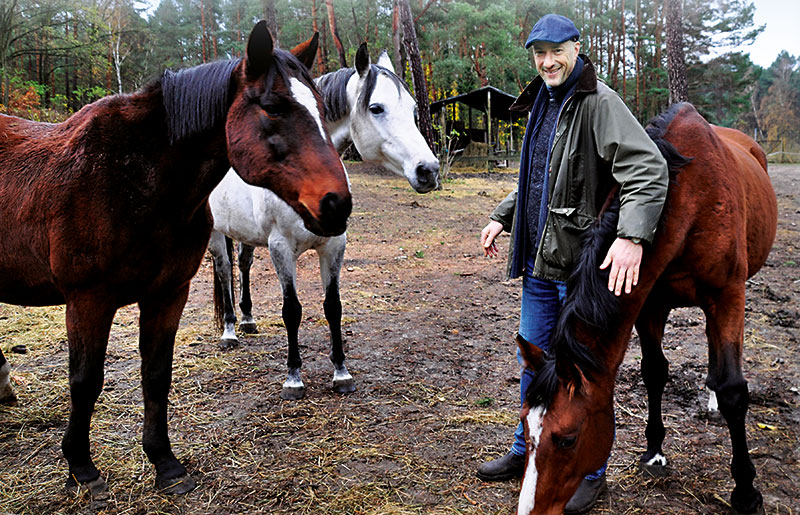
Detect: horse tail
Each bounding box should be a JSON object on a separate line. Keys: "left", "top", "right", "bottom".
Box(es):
{"left": 213, "top": 236, "right": 235, "bottom": 332}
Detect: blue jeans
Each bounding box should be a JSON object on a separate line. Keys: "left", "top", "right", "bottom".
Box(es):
{"left": 512, "top": 274, "right": 608, "bottom": 480}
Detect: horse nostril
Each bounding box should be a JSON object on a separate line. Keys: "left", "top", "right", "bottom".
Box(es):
{"left": 319, "top": 192, "right": 352, "bottom": 230}
{"left": 415, "top": 163, "right": 440, "bottom": 188}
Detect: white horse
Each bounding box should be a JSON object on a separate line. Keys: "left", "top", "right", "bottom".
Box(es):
{"left": 208, "top": 43, "right": 439, "bottom": 400}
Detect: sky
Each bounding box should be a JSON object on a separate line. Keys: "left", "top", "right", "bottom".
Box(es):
{"left": 133, "top": 0, "right": 799, "bottom": 68}
{"left": 742, "top": 0, "right": 800, "bottom": 67}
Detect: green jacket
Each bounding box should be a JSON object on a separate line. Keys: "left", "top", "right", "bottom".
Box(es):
{"left": 490, "top": 55, "right": 668, "bottom": 281}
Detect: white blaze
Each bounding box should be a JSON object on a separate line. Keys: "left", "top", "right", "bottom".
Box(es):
{"left": 518, "top": 406, "right": 547, "bottom": 515}
{"left": 289, "top": 77, "right": 327, "bottom": 140}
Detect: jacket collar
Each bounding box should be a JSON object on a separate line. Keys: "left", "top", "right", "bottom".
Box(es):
{"left": 509, "top": 54, "right": 597, "bottom": 112}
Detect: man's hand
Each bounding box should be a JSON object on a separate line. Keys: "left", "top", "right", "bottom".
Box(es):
{"left": 599, "top": 237, "right": 643, "bottom": 296}
{"left": 481, "top": 221, "right": 504, "bottom": 257}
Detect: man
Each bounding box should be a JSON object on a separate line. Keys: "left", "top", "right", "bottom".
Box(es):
{"left": 477, "top": 14, "right": 668, "bottom": 514}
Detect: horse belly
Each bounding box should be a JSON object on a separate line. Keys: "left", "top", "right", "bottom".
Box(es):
{"left": 209, "top": 171, "right": 271, "bottom": 246}
{"left": 0, "top": 272, "right": 64, "bottom": 306}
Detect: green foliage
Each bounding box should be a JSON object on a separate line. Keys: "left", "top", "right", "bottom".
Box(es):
{"left": 1, "top": 0, "right": 797, "bottom": 150}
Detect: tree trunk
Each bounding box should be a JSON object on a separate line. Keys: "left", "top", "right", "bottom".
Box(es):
{"left": 200, "top": 1, "right": 208, "bottom": 62}
{"left": 666, "top": 0, "right": 688, "bottom": 104}
{"left": 311, "top": 0, "right": 326, "bottom": 75}
{"left": 398, "top": 0, "right": 435, "bottom": 149}
{"left": 263, "top": 0, "right": 279, "bottom": 48}
{"left": 392, "top": 0, "right": 403, "bottom": 76}
{"left": 326, "top": 0, "right": 347, "bottom": 68}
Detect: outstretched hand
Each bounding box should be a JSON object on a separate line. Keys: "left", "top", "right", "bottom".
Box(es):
{"left": 599, "top": 237, "right": 643, "bottom": 296}
{"left": 481, "top": 221, "right": 504, "bottom": 257}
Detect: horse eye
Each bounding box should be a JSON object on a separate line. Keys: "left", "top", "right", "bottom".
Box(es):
{"left": 369, "top": 104, "right": 384, "bottom": 115}
{"left": 261, "top": 104, "right": 283, "bottom": 118}
{"left": 557, "top": 435, "right": 577, "bottom": 449}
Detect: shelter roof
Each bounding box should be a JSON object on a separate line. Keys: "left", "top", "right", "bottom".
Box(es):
{"left": 430, "top": 86, "right": 527, "bottom": 119}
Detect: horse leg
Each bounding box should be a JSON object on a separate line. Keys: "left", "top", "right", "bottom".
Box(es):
{"left": 61, "top": 293, "right": 116, "bottom": 496}
{"left": 0, "top": 348, "right": 17, "bottom": 405}
{"left": 209, "top": 231, "right": 239, "bottom": 349}
{"left": 269, "top": 239, "right": 304, "bottom": 400}
{"left": 635, "top": 300, "right": 671, "bottom": 476}
{"left": 703, "top": 289, "right": 763, "bottom": 514}
{"left": 319, "top": 236, "right": 354, "bottom": 394}
{"left": 237, "top": 243, "right": 258, "bottom": 334}
{"left": 138, "top": 284, "right": 196, "bottom": 494}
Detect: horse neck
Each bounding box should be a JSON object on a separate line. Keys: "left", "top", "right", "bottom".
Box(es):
{"left": 135, "top": 87, "right": 230, "bottom": 212}
{"left": 577, "top": 283, "right": 654, "bottom": 383}
{"left": 325, "top": 115, "right": 353, "bottom": 154}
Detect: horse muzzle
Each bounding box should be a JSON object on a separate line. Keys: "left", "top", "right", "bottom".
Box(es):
{"left": 411, "top": 161, "right": 440, "bottom": 193}
{"left": 300, "top": 191, "right": 352, "bottom": 237}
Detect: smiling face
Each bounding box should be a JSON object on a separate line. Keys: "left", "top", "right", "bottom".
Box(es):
{"left": 532, "top": 40, "right": 580, "bottom": 88}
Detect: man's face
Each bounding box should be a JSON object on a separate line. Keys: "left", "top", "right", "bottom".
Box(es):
{"left": 533, "top": 40, "right": 580, "bottom": 88}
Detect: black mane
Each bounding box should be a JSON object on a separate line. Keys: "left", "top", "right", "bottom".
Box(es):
{"left": 315, "top": 64, "right": 410, "bottom": 123}
{"left": 161, "top": 48, "right": 319, "bottom": 144}
{"left": 161, "top": 59, "right": 241, "bottom": 144}
{"left": 525, "top": 102, "right": 694, "bottom": 410}
{"left": 645, "top": 102, "right": 694, "bottom": 179}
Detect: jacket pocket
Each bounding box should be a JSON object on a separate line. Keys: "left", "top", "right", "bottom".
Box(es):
{"left": 540, "top": 207, "right": 595, "bottom": 269}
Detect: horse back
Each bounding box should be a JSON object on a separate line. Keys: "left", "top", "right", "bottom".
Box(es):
{"left": 710, "top": 125, "right": 777, "bottom": 277}
{"left": 651, "top": 104, "right": 777, "bottom": 297}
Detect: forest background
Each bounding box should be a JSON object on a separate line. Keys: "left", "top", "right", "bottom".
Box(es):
{"left": 1, "top": 0, "right": 798, "bottom": 156}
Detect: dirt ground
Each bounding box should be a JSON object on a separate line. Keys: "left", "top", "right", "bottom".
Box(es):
{"left": 1, "top": 162, "right": 798, "bottom": 514}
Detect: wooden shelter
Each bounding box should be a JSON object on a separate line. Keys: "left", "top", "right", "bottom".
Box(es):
{"left": 430, "top": 86, "right": 527, "bottom": 168}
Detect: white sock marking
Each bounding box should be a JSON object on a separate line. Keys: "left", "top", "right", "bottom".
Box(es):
{"left": 707, "top": 389, "right": 718, "bottom": 412}
{"left": 289, "top": 78, "right": 327, "bottom": 140}
{"left": 646, "top": 453, "right": 667, "bottom": 467}
{"left": 518, "top": 406, "right": 546, "bottom": 515}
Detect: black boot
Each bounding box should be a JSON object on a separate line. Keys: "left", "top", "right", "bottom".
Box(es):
{"left": 476, "top": 451, "right": 526, "bottom": 481}
{"left": 564, "top": 472, "right": 607, "bottom": 514}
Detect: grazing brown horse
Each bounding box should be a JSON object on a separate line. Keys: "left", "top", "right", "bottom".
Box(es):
{"left": 515, "top": 103, "right": 777, "bottom": 515}
{"left": 0, "top": 22, "right": 350, "bottom": 497}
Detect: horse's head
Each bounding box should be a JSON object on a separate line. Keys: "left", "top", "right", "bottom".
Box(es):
{"left": 227, "top": 22, "right": 351, "bottom": 237}
{"left": 346, "top": 44, "right": 439, "bottom": 193}
{"left": 515, "top": 335, "right": 615, "bottom": 515}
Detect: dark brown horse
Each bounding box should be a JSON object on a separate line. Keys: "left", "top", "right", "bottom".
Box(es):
{"left": 515, "top": 103, "right": 777, "bottom": 515}
{"left": 0, "top": 22, "right": 351, "bottom": 497}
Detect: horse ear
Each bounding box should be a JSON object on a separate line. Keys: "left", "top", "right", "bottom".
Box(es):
{"left": 291, "top": 32, "right": 319, "bottom": 70}
{"left": 516, "top": 334, "right": 546, "bottom": 371}
{"left": 355, "top": 42, "right": 370, "bottom": 78}
{"left": 246, "top": 20, "right": 274, "bottom": 78}
{"left": 377, "top": 50, "right": 394, "bottom": 73}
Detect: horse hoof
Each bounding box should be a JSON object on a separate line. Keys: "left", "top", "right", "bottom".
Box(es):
{"left": 638, "top": 453, "right": 668, "bottom": 477}
{"left": 66, "top": 474, "right": 108, "bottom": 498}
{"left": 218, "top": 338, "right": 240, "bottom": 350}
{"left": 281, "top": 386, "right": 305, "bottom": 400}
{"left": 731, "top": 487, "right": 764, "bottom": 514}
{"left": 239, "top": 321, "right": 258, "bottom": 334}
{"left": 0, "top": 390, "right": 17, "bottom": 406}
{"left": 156, "top": 473, "right": 196, "bottom": 495}
{"left": 333, "top": 378, "right": 356, "bottom": 394}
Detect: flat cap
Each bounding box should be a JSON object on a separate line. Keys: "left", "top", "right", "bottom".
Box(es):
{"left": 525, "top": 14, "right": 580, "bottom": 48}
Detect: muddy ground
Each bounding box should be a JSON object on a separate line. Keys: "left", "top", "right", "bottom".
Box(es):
{"left": 1, "top": 162, "right": 798, "bottom": 514}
